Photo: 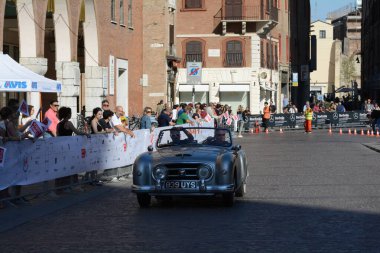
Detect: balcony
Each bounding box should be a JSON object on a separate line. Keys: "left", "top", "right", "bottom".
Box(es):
{"left": 214, "top": 4, "right": 278, "bottom": 35}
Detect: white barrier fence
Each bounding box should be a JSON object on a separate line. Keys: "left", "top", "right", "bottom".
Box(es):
{"left": 0, "top": 123, "right": 213, "bottom": 190}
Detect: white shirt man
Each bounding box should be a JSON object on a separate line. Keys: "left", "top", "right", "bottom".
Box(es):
{"left": 111, "top": 106, "right": 135, "bottom": 137}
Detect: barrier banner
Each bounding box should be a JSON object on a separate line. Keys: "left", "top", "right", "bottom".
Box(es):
{"left": 246, "top": 111, "right": 368, "bottom": 129}
{"left": 0, "top": 147, "right": 6, "bottom": 167}
{"left": 0, "top": 122, "right": 214, "bottom": 190}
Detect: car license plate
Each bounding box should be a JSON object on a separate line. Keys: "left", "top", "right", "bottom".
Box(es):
{"left": 165, "top": 181, "right": 197, "bottom": 189}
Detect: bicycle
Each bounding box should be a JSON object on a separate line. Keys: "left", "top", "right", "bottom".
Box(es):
{"left": 128, "top": 115, "right": 141, "bottom": 130}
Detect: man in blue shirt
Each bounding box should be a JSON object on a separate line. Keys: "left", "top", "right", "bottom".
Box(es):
{"left": 158, "top": 108, "right": 175, "bottom": 127}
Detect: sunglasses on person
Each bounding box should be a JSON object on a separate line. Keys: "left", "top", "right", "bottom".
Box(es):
{"left": 102, "top": 104, "right": 109, "bottom": 107}
{"left": 146, "top": 110, "right": 152, "bottom": 113}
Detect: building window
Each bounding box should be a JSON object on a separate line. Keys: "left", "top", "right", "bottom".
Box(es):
{"left": 266, "top": 0, "right": 270, "bottom": 12}
{"left": 111, "top": 0, "right": 116, "bottom": 22}
{"left": 260, "top": 41, "right": 265, "bottom": 68}
{"left": 185, "top": 0, "right": 202, "bottom": 9}
{"left": 319, "top": 30, "right": 326, "bottom": 38}
{"left": 274, "top": 44, "right": 278, "bottom": 70}
{"left": 279, "top": 34, "right": 282, "bottom": 61}
{"left": 120, "top": 0, "right": 125, "bottom": 25}
{"left": 286, "top": 35, "right": 289, "bottom": 62}
{"left": 266, "top": 41, "right": 271, "bottom": 69}
{"left": 273, "top": 0, "right": 278, "bottom": 8}
{"left": 225, "top": 40, "right": 243, "bottom": 67}
{"left": 185, "top": 41, "right": 203, "bottom": 67}
{"left": 128, "top": 0, "right": 133, "bottom": 28}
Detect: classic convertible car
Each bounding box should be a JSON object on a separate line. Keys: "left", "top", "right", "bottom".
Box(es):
{"left": 132, "top": 127, "right": 248, "bottom": 207}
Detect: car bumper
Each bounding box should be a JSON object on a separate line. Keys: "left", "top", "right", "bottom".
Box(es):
{"left": 132, "top": 184, "right": 235, "bottom": 195}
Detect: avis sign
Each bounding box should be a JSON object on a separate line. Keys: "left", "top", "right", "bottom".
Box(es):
{"left": 0, "top": 81, "right": 28, "bottom": 90}
{"left": 187, "top": 62, "right": 202, "bottom": 85}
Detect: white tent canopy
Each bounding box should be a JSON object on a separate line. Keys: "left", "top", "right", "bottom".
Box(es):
{"left": 0, "top": 53, "right": 61, "bottom": 93}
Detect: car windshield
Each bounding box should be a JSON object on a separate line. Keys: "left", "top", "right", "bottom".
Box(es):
{"left": 156, "top": 127, "right": 232, "bottom": 148}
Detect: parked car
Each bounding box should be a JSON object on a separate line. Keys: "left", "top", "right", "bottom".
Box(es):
{"left": 132, "top": 127, "right": 248, "bottom": 207}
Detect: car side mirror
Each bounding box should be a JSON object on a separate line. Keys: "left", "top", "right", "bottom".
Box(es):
{"left": 147, "top": 145, "right": 154, "bottom": 152}
{"left": 232, "top": 145, "right": 241, "bottom": 151}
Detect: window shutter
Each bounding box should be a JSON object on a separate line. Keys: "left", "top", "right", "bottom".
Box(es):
{"left": 226, "top": 40, "right": 243, "bottom": 67}
{"left": 185, "top": 0, "right": 202, "bottom": 9}
{"left": 185, "top": 41, "right": 203, "bottom": 66}
{"left": 169, "top": 25, "right": 174, "bottom": 45}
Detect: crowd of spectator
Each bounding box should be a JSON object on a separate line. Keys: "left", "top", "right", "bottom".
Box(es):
{"left": 0, "top": 98, "right": 136, "bottom": 209}
{"left": 153, "top": 100, "right": 251, "bottom": 130}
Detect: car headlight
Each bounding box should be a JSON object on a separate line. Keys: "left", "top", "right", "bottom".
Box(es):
{"left": 198, "top": 165, "right": 212, "bottom": 179}
{"left": 153, "top": 166, "right": 167, "bottom": 180}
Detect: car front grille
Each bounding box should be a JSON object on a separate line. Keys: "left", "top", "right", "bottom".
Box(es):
{"left": 165, "top": 164, "right": 200, "bottom": 181}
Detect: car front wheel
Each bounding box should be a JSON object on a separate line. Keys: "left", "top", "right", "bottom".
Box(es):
{"left": 235, "top": 182, "right": 246, "bottom": 197}
{"left": 137, "top": 193, "right": 151, "bottom": 208}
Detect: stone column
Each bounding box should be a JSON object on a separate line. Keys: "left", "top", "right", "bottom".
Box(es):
{"left": 209, "top": 83, "right": 219, "bottom": 103}
{"left": 250, "top": 81, "right": 261, "bottom": 114}
{"left": 0, "top": 0, "right": 5, "bottom": 48}
{"left": 56, "top": 61, "right": 80, "bottom": 126}
{"left": 85, "top": 66, "right": 107, "bottom": 116}
{"left": 19, "top": 57, "right": 48, "bottom": 117}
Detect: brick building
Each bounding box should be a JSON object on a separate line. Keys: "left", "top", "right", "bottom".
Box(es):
{"left": 328, "top": 3, "right": 361, "bottom": 99}
{"left": 175, "top": 0, "right": 290, "bottom": 114}
{"left": 142, "top": 0, "right": 180, "bottom": 111}
{"left": 1, "top": 0, "right": 143, "bottom": 120}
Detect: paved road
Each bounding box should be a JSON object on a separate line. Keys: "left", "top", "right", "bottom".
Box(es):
{"left": 1, "top": 131, "right": 380, "bottom": 253}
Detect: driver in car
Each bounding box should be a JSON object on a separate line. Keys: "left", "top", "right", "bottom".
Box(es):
{"left": 204, "top": 129, "right": 229, "bottom": 146}
{"left": 170, "top": 127, "right": 194, "bottom": 145}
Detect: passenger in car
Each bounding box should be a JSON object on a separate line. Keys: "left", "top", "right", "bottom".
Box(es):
{"left": 170, "top": 127, "right": 194, "bottom": 145}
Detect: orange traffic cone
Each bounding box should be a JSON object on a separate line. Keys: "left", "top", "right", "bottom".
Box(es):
{"left": 339, "top": 128, "right": 343, "bottom": 135}
{"left": 371, "top": 130, "right": 375, "bottom": 136}
{"left": 367, "top": 130, "right": 370, "bottom": 136}
{"left": 348, "top": 129, "right": 352, "bottom": 135}
{"left": 361, "top": 129, "right": 364, "bottom": 135}
{"left": 354, "top": 129, "right": 357, "bottom": 135}
{"left": 279, "top": 128, "right": 283, "bottom": 133}
{"left": 377, "top": 130, "right": 380, "bottom": 137}
{"left": 328, "top": 126, "right": 332, "bottom": 134}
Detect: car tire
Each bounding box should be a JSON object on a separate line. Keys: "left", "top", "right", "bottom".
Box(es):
{"left": 137, "top": 193, "right": 151, "bottom": 208}
{"left": 222, "top": 192, "right": 234, "bottom": 207}
{"left": 235, "top": 182, "right": 246, "bottom": 197}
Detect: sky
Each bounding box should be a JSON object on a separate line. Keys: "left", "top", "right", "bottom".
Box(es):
{"left": 310, "top": 0, "right": 358, "bottom": 22}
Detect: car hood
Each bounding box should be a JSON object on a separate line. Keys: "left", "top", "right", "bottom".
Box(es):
{"left": 152, "top": 146, "right": 228, "bottom": 164}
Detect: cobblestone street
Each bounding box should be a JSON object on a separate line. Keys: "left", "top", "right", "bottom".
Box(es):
{"left": 1, "top": 131, "right": 380, "bottom": 253}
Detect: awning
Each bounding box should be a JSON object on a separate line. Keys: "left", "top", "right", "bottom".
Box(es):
{"left": 0, "top": 53, "right": 62, "bottom": 93}
{"left": 179, "top": 84, "right": 209, "bottom": 92}
{"left": 335, "top": 87, "right": 354, "bottom": 93}
{"left": 219, "top": 84, "right": 250, "bottom": 92}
